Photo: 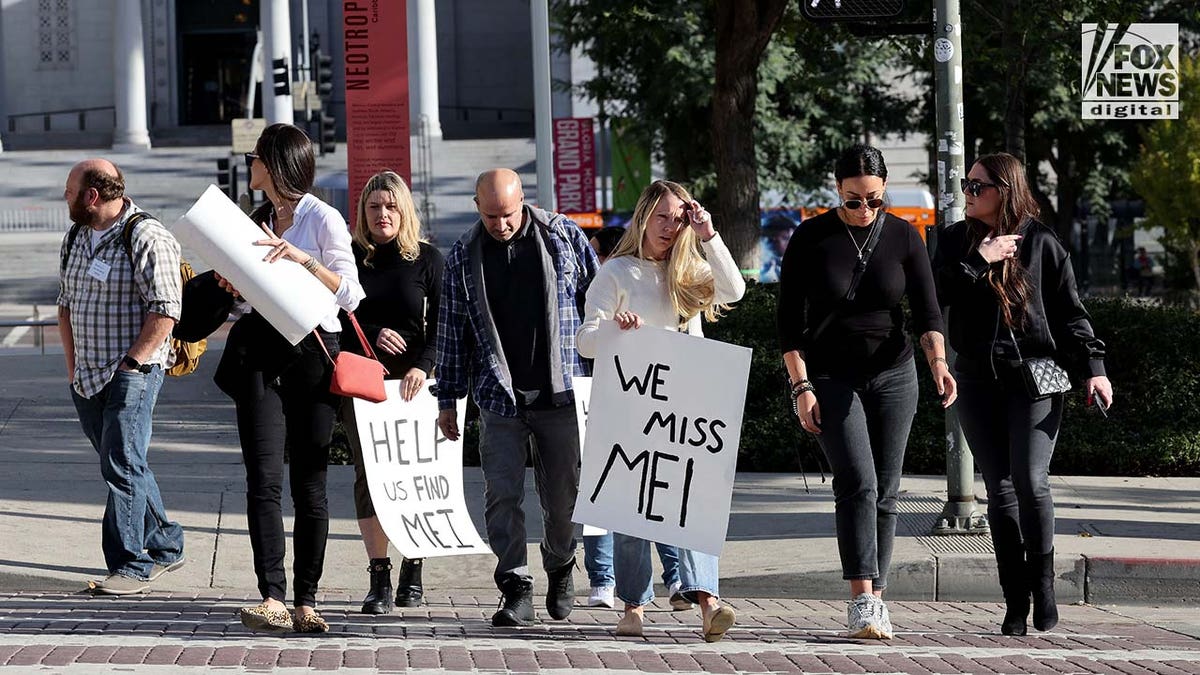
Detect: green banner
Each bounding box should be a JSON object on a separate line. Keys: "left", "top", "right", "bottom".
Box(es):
{"left": 610, "top": 119, "right": 650, "bottom": 213}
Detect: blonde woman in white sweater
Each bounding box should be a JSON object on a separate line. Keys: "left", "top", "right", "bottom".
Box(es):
{"left": 576, "top": 180, "right": 746, "bottom": 642}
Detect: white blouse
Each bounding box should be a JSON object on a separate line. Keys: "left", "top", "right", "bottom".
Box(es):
{"left": 272, "top": 193, "right": 364, "bottom": 332}
{"left": 576, "top": 233, "right": 746, "bottom": 359}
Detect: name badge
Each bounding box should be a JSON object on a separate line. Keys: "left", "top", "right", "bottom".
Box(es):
{"left": 86, "top": 258, "right": 112, "bottom": 282}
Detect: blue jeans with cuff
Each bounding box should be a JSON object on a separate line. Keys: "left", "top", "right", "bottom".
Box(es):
{"left": 584, "top": 532, "right": 682, "bottom": 590}
{"left": 613, "top": 533, "right": 718, "bottom": 607}
{"left": 71, "top": 367, "right": 184, "bottom": 581}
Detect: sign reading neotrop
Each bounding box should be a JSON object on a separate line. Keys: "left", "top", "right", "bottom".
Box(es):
{"left": 1082, "top": 23, "right": 1179, "bottom": 120}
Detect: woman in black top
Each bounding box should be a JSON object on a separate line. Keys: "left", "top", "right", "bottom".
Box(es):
{"left": 933, "top": 153, "right": 1111, "bottom": 636}
{"left": 341, "top": 170, "right": 444, "bottom": 614}
{"left": 777, "top": 145, "right": 956, "bottom": 640}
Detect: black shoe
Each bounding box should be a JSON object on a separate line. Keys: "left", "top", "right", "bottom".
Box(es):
{"left": 395, "top": 558, "right": 424, "bottom": 608}
{"left": 1028, "top": 549, "right": 1059, "bottom": 632}
{"left": 491, "top": 578, "right": 536, "bottom": 627}
{"left": 545, "top": 560, "right": 575, "bottom": 621}
{"left": 361, "top": 558, "right": 394, "bottom": 615}
{"left": 996, "top": 548, "right": 1029, "bottom": 636}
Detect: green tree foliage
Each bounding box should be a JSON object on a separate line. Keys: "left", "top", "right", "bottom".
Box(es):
{"left": 1131, "top": 55, "right": 1200, "bottom": 291}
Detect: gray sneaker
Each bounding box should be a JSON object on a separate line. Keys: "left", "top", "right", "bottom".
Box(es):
{"left": 877, "top": 598, "right": 895, "bottom": 639}
{"left": 847, "top": 593, "right": 886, "bottom": 639}
{"left": 88, "top": 574, "right": 149, "bottom": 596}
{"left": 148, "top": 559, "right": 186, "bottom": 582}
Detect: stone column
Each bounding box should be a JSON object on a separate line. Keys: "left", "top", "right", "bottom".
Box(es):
{"left": 408, "top": 0, "right": 442, "bottom": 139}
{"left": 111, "top": 0, "right": 151, "bottom": 150}
{"left": 261, "top": 0, "right": 294, "bottom": 125}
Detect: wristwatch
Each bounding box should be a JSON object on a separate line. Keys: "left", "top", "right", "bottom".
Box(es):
{"left": 121, "top": 354, "right": 154, "bottom": 373}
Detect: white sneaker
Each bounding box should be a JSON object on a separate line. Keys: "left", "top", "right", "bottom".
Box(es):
{"left": 847, "top": 593, "right": 886, "bottom": 639}
{"left": 876, "top": 598, "right": 895, "bottom": 639}
{"left": 588, "top": 585, "right": 615, "bottom": 608}
{"left": 668, "top": 581, "right": 693, "bottom": 611}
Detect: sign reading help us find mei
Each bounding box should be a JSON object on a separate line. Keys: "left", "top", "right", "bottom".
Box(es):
{"left": 354, "top": 381, "right": 491, "bottom": 558}
{"left": 572, "top": 323, "right": 751, "bottom": 556}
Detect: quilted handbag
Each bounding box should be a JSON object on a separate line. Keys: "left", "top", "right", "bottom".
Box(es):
{"left": 315, "top": 312, "right": 390, "bottom": 403}
{"left": 1009, "top": 327, "right": 1071, "bottom": 400}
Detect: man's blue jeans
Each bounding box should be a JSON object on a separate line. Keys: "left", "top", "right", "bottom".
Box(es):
{"left": 71, "top": 368, "right": 184, "bottom": 580}
{"left": 583, "top": 532, "right": 682, "bottom": 590}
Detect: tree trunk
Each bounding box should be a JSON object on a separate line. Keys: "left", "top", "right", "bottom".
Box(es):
{"left": 712, "top": 0, "right": 788, "bottom": 273}
{"left": 1191, "top": 241, "right": 1200, "bottom": 293}
{"left": 1001, "top": 1, "right": 1026, "bottom": 160}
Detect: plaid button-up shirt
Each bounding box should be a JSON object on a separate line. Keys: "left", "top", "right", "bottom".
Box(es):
{"left": 58, "top": 200, "right": 183, "bottom": 398}
{"left": 436, "top": 207, "right": 599, "bottom": 417}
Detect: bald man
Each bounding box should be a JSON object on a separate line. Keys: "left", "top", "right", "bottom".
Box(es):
{"left": 436, "top": 169, "right": 599, "bottom": 626}
{"left": 58, "top": 159, "right": 186, "bottom": 595}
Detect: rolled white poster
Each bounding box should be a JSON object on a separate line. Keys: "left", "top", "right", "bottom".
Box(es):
{"left": 173, "top": 185, "right": 337, "bottom": 345}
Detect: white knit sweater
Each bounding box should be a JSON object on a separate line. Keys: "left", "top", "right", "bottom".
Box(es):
{"left": 576, "top": 233, "right": 746, "bottom": 359}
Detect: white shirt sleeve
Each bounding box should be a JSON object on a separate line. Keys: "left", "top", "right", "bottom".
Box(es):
{"left": 701, "top": 233, "right": 747, "bottom": 305}
{"left": 576, "top": 262, "right": 625, "bottom": 359}
{"left": 310, "top": 202, "right": 365, "bottom": 313}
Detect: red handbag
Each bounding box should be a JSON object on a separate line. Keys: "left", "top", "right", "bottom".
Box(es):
{"left": 316, "top": 312, "right": 390, "bottom": 403}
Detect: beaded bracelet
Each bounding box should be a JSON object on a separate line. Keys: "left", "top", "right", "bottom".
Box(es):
{"left": 302, "top": 257, "right": 320, "bottom": 273}
{"left": 790, "top": 379, "right": 816, "bottom": 399}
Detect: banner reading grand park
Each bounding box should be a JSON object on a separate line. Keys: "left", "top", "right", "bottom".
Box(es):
{"left": 572, "top": 323, "right": 752, "bottom": 556}
{"left": 343, "top": 0, "right": 411, "bottom": 195}
{"left": 354, "top": 381, "right": 491, "bottom": 558}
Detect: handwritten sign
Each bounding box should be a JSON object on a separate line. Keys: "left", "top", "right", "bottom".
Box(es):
{"left": 572, "top": 377, "right": 606, "bottom": 537}
{"left": 572, "top": 323, "right": 751, "bottom": 556}
{"left": 354, "top": 380, "right": 491, "bottom": 558}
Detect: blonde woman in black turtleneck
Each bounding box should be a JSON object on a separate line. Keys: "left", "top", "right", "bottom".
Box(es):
{"left": 341, "top": 170, "right": 444, "bottom": 615}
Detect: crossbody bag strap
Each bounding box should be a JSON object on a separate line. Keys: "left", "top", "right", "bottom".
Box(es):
{"left": 807, "top": 212, "right": 887, "bottom": 343}
{"left": 345, "top": 311, "right": 378, "bottom": 360}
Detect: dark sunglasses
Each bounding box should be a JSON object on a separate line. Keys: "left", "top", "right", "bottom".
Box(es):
{"left": 961, "top": 178, "right": 1002, "bottom": 197}
{"left": 244, "top": 152, "right": 259, "bottom": 169}
{"left": 840, "top": 197, "right": 884, "bottom": 211}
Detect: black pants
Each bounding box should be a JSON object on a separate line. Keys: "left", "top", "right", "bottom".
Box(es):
{"left": 955, "top": 372, "right": 1062, "bottom": 557}
{"left": 811, "top": 359, "right": 919, "bottom": 591}
{"left": 233, "top": 332, "right": 340, "bottom": 607}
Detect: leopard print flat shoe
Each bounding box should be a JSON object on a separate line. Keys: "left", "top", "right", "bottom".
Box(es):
{"left": 293, "top": 611, "right": 330, "bottom": 633}
{"left": 239, "top": 602, "right": 293, "bottom": 633}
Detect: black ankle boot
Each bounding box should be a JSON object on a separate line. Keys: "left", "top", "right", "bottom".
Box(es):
{"left": 361, "top": 557, "right": 394, "bottom": 615}
{"left": 395, "top": 558, "right": 424, "bottom": 608}
{"left": 1027, "top": 549, "right": 1059, "bottom": 632}
{"left": 492, "top": 576, "right": 536, "bottom": 627}
{"left": 996, "top": 549, "right": 1029, "bottom": 636}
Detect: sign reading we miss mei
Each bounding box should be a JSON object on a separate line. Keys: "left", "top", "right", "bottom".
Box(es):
{"left": 573, "top": 323, "right": 751, "bottom": 556}
{"left": 354, "top": 381, "right": 491, "bottom": 558}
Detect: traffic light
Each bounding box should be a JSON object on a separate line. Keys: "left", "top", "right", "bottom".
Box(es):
{"left": 271, "top": 57, "right": 289, "bottom": 96}
{"left": 801, "top": 0, "right": 905, "bottom": 20}
{"left": 318, "top": 113, "right": 336, "bottom": 155}
{"left": 315, "top": 50, "right": 334, "bottom": 102}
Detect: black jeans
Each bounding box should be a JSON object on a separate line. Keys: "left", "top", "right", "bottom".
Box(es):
{"left": 812, "top": 359, "right": 918, "bottom": 591}
{"left": 233, "top": 331, "right": 340, "bottom": 607}
{"left": 955, "top": 371, "right": 1062, "bottom": 556}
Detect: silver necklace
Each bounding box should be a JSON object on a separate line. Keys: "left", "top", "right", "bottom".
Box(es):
{"left": 844, "top": 221, "right": 874, "bottom": 261}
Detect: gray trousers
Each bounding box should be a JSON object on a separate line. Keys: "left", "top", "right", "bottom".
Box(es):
{"left": 478, "top": 405, "right": 580, "bottom": 588}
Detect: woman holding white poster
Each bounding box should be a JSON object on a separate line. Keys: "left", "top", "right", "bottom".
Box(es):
{"left": 339, "top": 170, "right": 444, "bottom": 614}
{"left": 577, "top": 180, "right": 745, "bottom": 642}
{"left": 214, "top": 123, "right": 364, "bottom": 634}
{"left": 776, "top": 144, "right": 955, "bottom": 640}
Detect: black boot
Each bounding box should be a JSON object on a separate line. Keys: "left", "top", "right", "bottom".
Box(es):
{"left": 996, "top": 548, "right": 1029, "bottom": 636}
{"left": 361, "top": 557, "right": 393, "bottom": 615}
{"left": 395, "top": 558, "right": 424, "bottom": 608}
{"left": 545, "top": 560, "right": 575, "bottom": 620}
{"left": 492, "top": 577, "right": 536, "bottom": 627}
{"left": 1027, "top": 549, "right": 1059, "bottom": 632}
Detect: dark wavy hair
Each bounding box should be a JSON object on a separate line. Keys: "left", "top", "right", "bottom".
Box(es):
{"left": 967, "top": 152, "right": 1039, "bottom": 328}
{"left": 834, "top": 144, "right": 889, "bottom": 182}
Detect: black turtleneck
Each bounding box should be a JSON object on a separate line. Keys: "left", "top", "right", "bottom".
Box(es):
{"left": 343, "top": 239, "right": 443, "bottom": 378}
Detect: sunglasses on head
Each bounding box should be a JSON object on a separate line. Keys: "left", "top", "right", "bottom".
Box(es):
{"left": 960, "top": 178, "right": 1002, "bottom": 197}
{"left": 841, "top": 197, "right": 884, "bottom": 211}
{"left": 244, "top": 152, "right": 259, "bottom": 169}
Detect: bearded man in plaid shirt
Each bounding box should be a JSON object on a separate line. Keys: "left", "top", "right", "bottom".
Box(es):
{"left": 57, "top": 159, "right": 186, "bottom": 595}
{"left": 436, "top": 169, "right": 599, "bottom": 627}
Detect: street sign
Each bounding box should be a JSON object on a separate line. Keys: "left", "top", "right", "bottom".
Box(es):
{"left": 801, "top": 0, "right": 905, "bottom": 20}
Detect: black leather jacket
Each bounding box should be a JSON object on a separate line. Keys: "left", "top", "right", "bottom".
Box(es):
{"left": 933, "top": 218, "right": 1106, "bottom": 383}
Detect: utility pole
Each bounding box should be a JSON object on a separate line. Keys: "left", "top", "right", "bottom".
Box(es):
{"left": 531, "top": 0, "right": 556, "bottom": 211}
{"left": 931, "top": 0, "right": 987, "bottom": 536}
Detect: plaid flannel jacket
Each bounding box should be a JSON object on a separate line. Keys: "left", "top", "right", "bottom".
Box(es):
{"left": 436, "top": 207, "right": 599, "bottom": 417}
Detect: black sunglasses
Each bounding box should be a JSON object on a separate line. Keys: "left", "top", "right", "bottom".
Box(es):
{"left": 840, "top": 197, "right": 884, "bottom": 211}
{"left": 961, "top": 178, "right": 1002, "bottom": 197}
{"left": 244, "top": 152, "right": 259, "bottom": 169}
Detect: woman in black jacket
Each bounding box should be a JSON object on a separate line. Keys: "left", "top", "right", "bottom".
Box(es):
{"left": 778, "top": 145, "right": 956, "bottom": 639}
{"left": 933, "top": 152, "right": 1113, "bottom": 636}
{"left": 341, "top": 170, "right": 444, "bottom": 614}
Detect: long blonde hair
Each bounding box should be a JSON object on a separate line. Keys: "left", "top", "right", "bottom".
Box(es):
{"left": 352, "top": 170, "right": 424, "bottom": 265}
{"left": 609, "top": 180, "right": 728, "bottom": 326}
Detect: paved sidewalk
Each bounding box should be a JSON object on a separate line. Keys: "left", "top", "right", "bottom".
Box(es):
{"left": 0, "top": 592, "right": 1198, "bottom": 673}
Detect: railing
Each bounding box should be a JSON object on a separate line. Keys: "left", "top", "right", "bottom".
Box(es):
{"left": 7, "top": 106, "right": 116, "bottom": 133}
{"left": 0, "top": 317, "right": 58, "bottom": 356}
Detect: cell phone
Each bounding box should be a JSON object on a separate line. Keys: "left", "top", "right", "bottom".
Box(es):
{"left": 1091, "top": 396, "right": 1109, "bottom": 419}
